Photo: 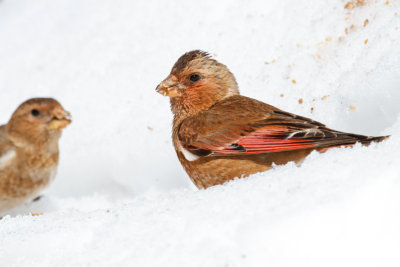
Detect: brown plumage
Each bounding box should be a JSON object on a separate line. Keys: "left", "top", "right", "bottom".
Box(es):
{"left": 0, "top": 98, "right": 71, "bottom": 211}
{"left": 156, "top": 50, "right": 388, "bottom": 189}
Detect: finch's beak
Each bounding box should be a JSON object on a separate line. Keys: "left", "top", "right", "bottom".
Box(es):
{"left": 156, "top": 75, "right": 183, "bottom": 98}
{"left": 49, "top": 109, "right": 72, "bottom": 130}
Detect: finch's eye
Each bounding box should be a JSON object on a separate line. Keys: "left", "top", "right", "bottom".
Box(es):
{"left": 31, "top": 109, "right": 40, "bottom": 116}
{"left": 189, "top": 74, "right": 200, "bottom": 82}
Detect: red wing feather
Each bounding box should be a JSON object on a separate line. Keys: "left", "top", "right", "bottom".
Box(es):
{"left": 188, "top": 126, "right": 317, "bottom": 156}
{"left": 236, "top": 130, "right": 315, "bottom": 153}
{"left": 182, "top": 123, "right": 380, "bottom": 156}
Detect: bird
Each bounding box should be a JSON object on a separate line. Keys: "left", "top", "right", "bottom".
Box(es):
{"left": 0, "top": 98, "right": 71, "bottom": 212}
{"left": 156, "top": 50, "right": 388, "bottom": 189}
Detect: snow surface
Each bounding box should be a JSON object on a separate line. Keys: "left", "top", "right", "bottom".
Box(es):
{"left": 0, "top": 0, "right": 400, "bottom": 266}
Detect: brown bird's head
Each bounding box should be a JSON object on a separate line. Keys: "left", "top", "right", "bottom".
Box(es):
{"left": 6, "top": 98, "right": 71, "bottom": 148}
{"left": 156, "top": 50, "right": 239, "bottom": 118}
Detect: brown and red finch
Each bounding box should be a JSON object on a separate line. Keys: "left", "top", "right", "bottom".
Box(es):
{"left": 0, "top": 98, "right": 71, "bottom": 212}
{"left": 156, "top": 50, "right": 388, "bottom": 189}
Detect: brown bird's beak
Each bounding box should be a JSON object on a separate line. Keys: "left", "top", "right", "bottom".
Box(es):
{"left": 156, "top": 75, "right": 183, "bottom": 98}
{"left": 49, "top": 109, "right": 72, "bottom": 130}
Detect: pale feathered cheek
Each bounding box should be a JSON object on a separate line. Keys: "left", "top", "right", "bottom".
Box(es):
{"left": 0, "top": 150, "right": 16, "bottom": 169}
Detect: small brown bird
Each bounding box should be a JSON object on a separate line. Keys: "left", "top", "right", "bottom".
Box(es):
{"left": 156, "top": 50, "right": 388, "bottom": 189}
{"left": 0, "top": 98, "right": 71, "bottom": 211}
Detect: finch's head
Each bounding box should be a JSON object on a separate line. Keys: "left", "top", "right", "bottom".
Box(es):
{"left": 156, "top": 50, "right": 239, "bottom": 116}
{"left": 6, "top": 98, "right": 71, "bottom": 147}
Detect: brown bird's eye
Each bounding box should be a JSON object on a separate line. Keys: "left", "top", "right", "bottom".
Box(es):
{"left": 31, "top": 109, "right": 40, "bottom": 116}
{"left": 189, "top": 74, "right": 200, "bottom": 82}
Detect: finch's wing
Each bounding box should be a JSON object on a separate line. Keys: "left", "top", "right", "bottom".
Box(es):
{"left": 178, "top": 96, "right": 383, "bottom": 156}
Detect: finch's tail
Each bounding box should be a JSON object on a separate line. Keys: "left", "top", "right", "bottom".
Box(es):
{"left": 358, "top": 135, "right": 390, "bottom": 145}
{"left": 318, "top": 134, "right": 389, "bottom": 153}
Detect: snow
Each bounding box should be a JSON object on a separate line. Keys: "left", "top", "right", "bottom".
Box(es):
{"left": 0, "top": 0, "right": 399, "bottom": 266}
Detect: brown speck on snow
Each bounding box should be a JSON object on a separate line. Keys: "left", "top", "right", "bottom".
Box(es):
{"left": 344, "top": 0, "right": 365, "bottom": 10}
